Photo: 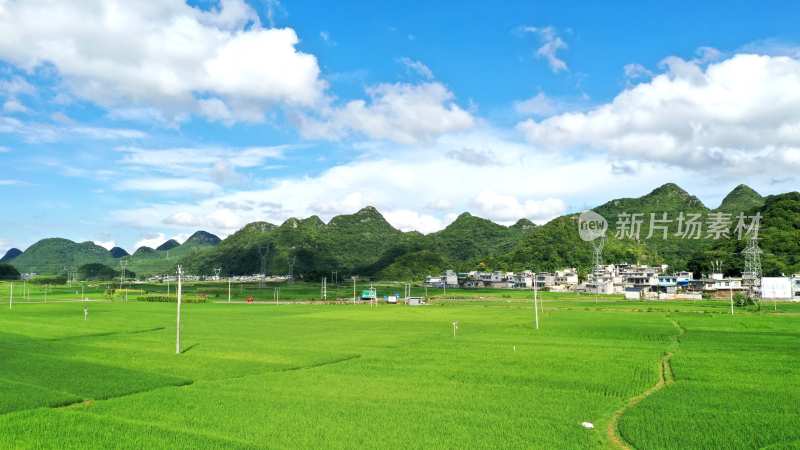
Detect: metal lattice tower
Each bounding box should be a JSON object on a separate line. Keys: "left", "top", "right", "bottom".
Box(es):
{"left": 592, "top": 237, "right": 606, "bottom": 269}
{"left": 742, "top": 234, "right": 762, "bottom": 289}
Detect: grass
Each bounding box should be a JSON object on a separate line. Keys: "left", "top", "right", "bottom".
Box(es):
{"left": 0, "top": 281, "right": 798, "bottom": 449}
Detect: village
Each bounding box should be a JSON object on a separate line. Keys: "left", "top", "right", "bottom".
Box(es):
{"left": 424, "top": 265, "right": 800, "bottom": 301}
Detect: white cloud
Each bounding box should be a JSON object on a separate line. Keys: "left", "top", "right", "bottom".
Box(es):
{"left": 115, "top": 145, "right": 283, "bottom": 187}
{"left": 319, "top": 30, "right": 336, "bottom": 46}
{"left": 3, "top": 98, "right": 27, "bottom": 113}
{"left": 0, "top": 0, "right": 326, "bottom": 124}
{"left": 0, "top": 116, "right": 146, "bottom": 143}
{"left": 93, "top": 240, "right": 116, "bottom": 250}
{"left": 311, "top": 192, "right": 368, "bottom": 216}
{"left": 134, "top": 233, "right": 167, "bottom": 250}
{"left": 740, "top": 39, "right": 800, "bottom": 58}
{"left": 518, "top": 53, "right": 800, "bottom": 174}
{"left": 298, "top": 82, "right": 475, "bottom": 144}
{"left": 399, "top": 57, "right": 434, "bottom": 80}
{"left": 623, "top": 63, "right": 653, "bottom": 81}
{"left": 383, "top": 209, "right": 443, "bottom": 233}
{"left": 111, "top": 128, "right": 694, "bottom": 236}
{"left": 0, "top": 146, "right": 9, "bottom": 153}
{"left": 445, "top": 147, "right": 504, "bottom": 166}
{"left": 472, "top": 192, "right": 567, "bottom": 223}
{"left": 0, "top": 76, "right": 36, "bottom": 96}
{"left": 513, "top": 92, "right": 578, "bottom": 117}
{"left": 518, "top": 26, "right": 568, "bottom": 73}
{"left": 0, "top": 179, "right": 21, "bottom": 186}
{"left": 118, "top": 177, "right": 221, "bottom": 195}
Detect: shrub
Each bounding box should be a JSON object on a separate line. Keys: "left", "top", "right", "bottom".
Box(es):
{"left": 0, "top": 263, "right": 20, "bottom": 280}
{"left": 136, "top": 294, "right": 207, "bottom": 304}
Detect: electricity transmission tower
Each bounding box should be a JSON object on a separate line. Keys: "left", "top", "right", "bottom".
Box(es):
{"left": 592, "top": 237, "right": 605, "bottom": 269}
{"left": 742, "top": 234, "right": 762, "bottom": 296}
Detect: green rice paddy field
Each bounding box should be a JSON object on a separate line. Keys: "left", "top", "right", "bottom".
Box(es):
{"left": 0, "top": 281, "right": 798, "bottom": 449}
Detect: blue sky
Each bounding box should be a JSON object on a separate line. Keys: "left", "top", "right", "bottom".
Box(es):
{"left": 1, "top": 0, "right": 800, "bottom": 254}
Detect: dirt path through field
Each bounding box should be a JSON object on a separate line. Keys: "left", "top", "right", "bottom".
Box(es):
{"left": 606, "top": 318, "right": 684, "bottom": 450}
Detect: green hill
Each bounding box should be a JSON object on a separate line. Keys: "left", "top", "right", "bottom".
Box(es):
{"left": 424, "top": 212, "right": 520, "bottom": 270}
{"left": 184, "top": 231, "right": 221, "bottom": 246}
{"left": 125, "top": 232, "right": 222, "bottom": 277}
{"left": 156, "top": 239, "right": 180, "bottom": 251}
{"left": 506, "top": 183, "right": 714, "bottom": 274}
{"left": 689, "top": 191, "right": 800, "bottom": 277}
{"left": 376, "top": 250, "right": 448, "bottom": 280}
{"left": 11, "top": 238, "right": 115, "bottom": 274}
{"left": 0, "top": 248, "right": 21, "bottom": 263}
{"left": 715, "top": 184, "right": 764, "bottom": 213}
{"left": 109, "top": 247, "right": 129, "bottom": 258}
{"left": 11, "top": 231, "right": 221, "bottom": 278}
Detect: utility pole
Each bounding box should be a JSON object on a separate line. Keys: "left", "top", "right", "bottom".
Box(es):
{"left": 176, "top": 265, "right": 183, "bottom": 354}
{"left": 120, "top": 259, "right": 128, "bottom": 303}
{"left": 321, "top": 277, "right": 327, "bottom": 301}
{"left": 228, "top": 276, "right": 231, "bottom": 303}
{"left": 533, "top": 273, "right": 540, "bottom": 330}
{"left": 8, "top": 282, "right": 12, "bottom": 310}
{"left": 730, "top": 283, "right": 734, "bottom": 316}
{"left": 257, "top": 246, "right": 269, "bottom": 289}
{"left": 352, "top": 276, "right": 357, "bottom": 304}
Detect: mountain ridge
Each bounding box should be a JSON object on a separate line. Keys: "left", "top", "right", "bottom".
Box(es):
{"left": 8, "top": 183, "right": 799, "bottom": 278}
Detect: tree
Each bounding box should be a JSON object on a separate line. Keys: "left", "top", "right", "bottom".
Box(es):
{"left": 0, "top": 263, "right": 20, "bottom": 280}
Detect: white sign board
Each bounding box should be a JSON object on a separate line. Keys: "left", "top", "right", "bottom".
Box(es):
{"left": 761, "top": 277, "right": 792, "bottom": 299}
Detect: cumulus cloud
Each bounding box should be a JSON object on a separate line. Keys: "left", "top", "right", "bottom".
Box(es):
{"left": 0, "top": 0, "right": 326, "bottom": 124}
{"left": 383, "top": 209, "right": 444, "bottom": 234}
{"left": 518, "top": 26, "right": 568, "bottom": 73}
{"left": 111, "top": 129, "right": 690, "bottom": 236}
{"left": 518, "top": 53, "right": 800, "bottom": 174}
{"left": 472, "top": 192, "right": 567, "bottom": 223}
{"left": 297, "top": 82, "right": 475, "bottom": 144}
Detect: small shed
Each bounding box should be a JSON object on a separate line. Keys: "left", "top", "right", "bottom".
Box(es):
{"left": 407, "top": 297, "right": 425, "bottom": 306}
